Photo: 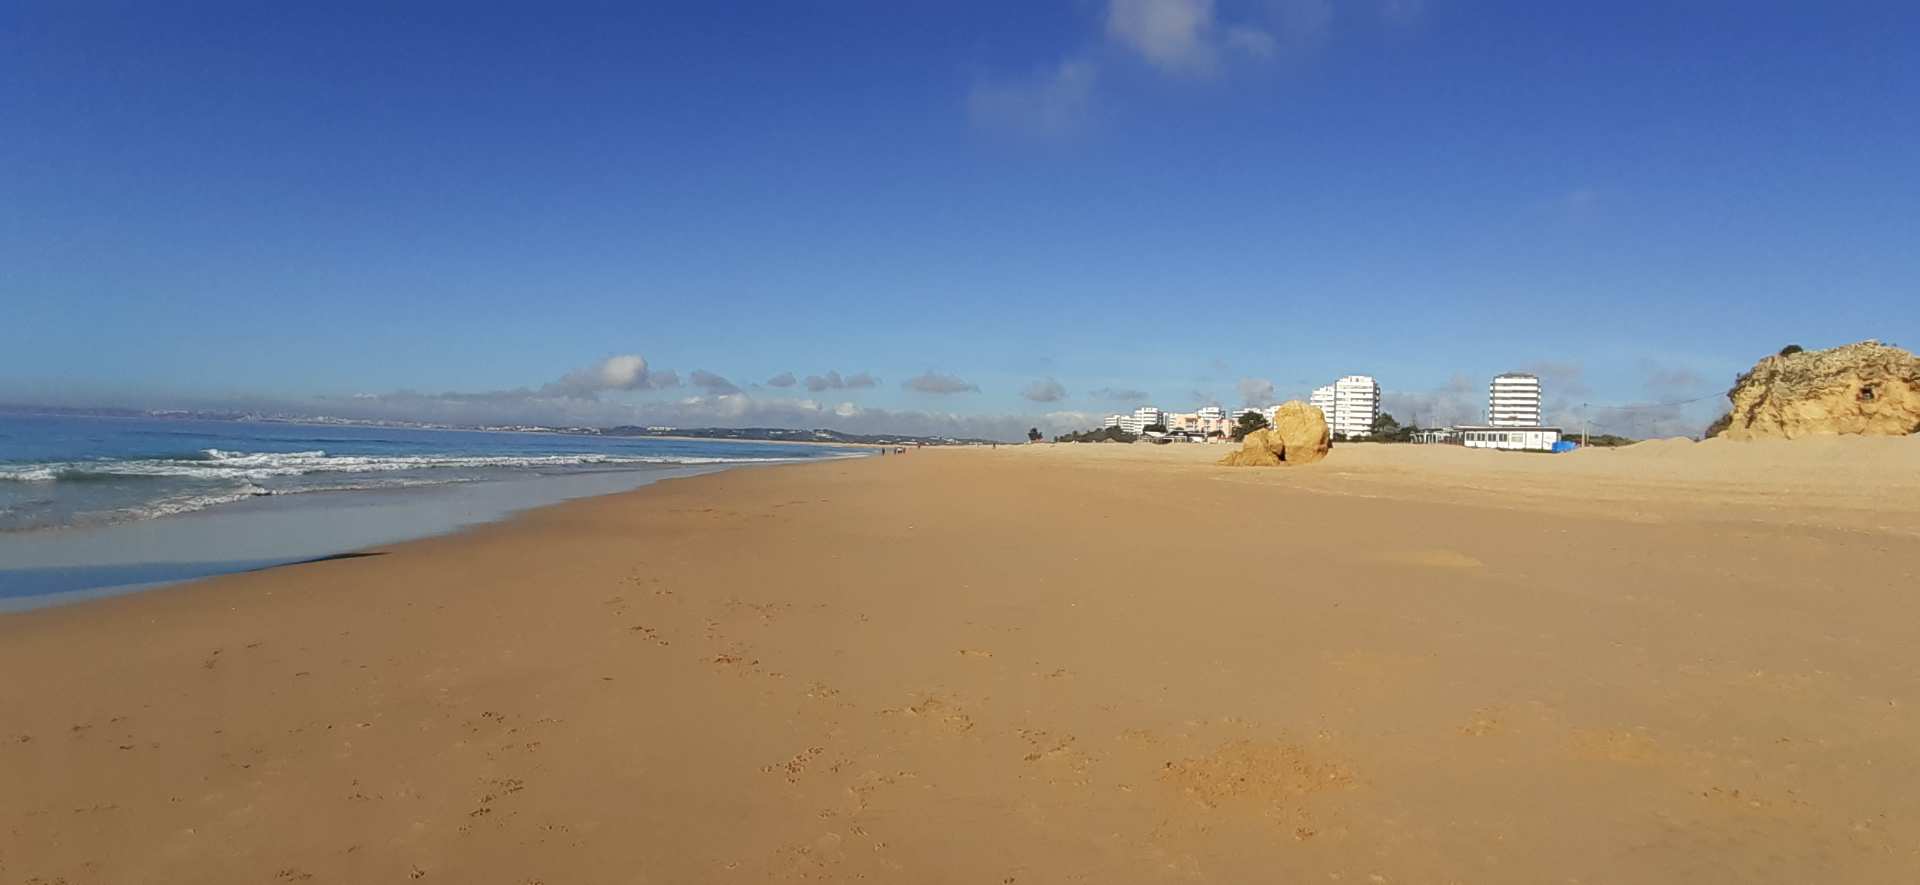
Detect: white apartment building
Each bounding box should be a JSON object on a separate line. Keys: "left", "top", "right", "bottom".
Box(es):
{"left": 1309, "top": 385, "right": 1336, "bottom": 424}
{"left": 1488, "top": 373, "right": 1543, "bottom": 427}
{"left": 1165, "top": 410, "right": 1232, "bottom": 438}
{"left": 1305, "top": 375, "right": 1381, "bottom": 438}
{"left": 1098, "top": 406, "right": 1166, "bottom": 435}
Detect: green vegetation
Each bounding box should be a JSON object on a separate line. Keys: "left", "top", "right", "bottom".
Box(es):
{"left": 1142, "top": 422, "right": 1167, "bottom": 433}
{"left": 1578, "top": 433, "right": 1639, "bottom": 447}
{"left": 1704, "top": 412, "right": 1733, "bottom": 438}
{"left": 1231, "top": 411, "right": 1269, "bottom": 441}
{"left": 1026, "top": 427, "right": 1042, "bottom": 442}
{"left": 1779, "top": 344, "right": 1804, "bottom": 356}
{"left": 1054, "top": 426, "right": 1138, "bottom": 443}
{"left": 1356, "top": 412, "right": 1421, "bottom": 443}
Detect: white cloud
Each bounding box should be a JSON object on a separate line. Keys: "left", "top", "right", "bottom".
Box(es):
{"left": 1105, "top": 0, "right": 1285, "bottom": 74}
{"left": 968, "top": 59, "right": 1099, "bottom": 138}
{"left": 1107, "top": 0, "right": 1220, "bottom": 74}
{"left": 541, "top": 354, "right": 675, "bottom": 398}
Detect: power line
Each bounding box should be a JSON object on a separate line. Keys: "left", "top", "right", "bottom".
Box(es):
{"left": 1578, "top": 393, "right": 1719, "bottom": 412}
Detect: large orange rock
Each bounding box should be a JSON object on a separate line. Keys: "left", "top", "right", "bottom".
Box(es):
{"left": 1269, "top": 401, "right": 1333, "bottom": 464}
{"left": 1218, "top": 401, "right": 1331, "bottom": 466}
{"left": 1219, "top": 428, "right": 1284, "bottom": 466}
{"left": 1712, "top": 341, "right": 1920, "bottom": 440}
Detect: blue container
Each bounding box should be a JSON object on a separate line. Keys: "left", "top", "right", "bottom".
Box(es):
{"left": 1551, "top": 440, "right": 1579, "bottom": 453}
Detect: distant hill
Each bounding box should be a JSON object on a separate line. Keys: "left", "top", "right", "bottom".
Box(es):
{"left": 0, "top": 406, "right": 996, "bottom": 445}
{"left": 600, "top": 426, "right": 994, "bottom": 446}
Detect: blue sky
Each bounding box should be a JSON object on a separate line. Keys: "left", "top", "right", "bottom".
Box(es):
{"left": 4, "top": 1, "right": 1916, "bottom": 438}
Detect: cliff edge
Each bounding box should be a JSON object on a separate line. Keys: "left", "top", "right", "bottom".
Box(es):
{"left": 1711, "top": 341, "right": 1920, "bottom": 440}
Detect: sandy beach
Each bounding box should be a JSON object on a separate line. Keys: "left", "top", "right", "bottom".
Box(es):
{"left": 6, "top": 439, "right": 1920, "bottom": 883}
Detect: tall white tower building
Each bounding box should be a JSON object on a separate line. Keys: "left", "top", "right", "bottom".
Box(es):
{"left": 1488, "top": 373, "right": 1543, "bottom": 426}
{"left": 1330, "top": 375, "right": 1381, "bottom": 437}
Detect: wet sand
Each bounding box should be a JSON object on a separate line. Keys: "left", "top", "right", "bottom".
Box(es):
{"left": 5, "top": 438, "right": 1919, "bottom": 882}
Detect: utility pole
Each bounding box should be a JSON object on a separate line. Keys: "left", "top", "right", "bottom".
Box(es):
{"left": 1581, "top": 402, "right": 1590, "bottom": 446}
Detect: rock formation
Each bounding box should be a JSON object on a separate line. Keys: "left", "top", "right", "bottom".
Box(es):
{"left": 1219, "top": 401, "right": 1332, "bottom": 466}
{"left": 1712, "top": 340, "right": 1920, "bottom": 440}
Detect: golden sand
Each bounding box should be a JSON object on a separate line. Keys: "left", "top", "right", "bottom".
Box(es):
{"left": 5, "top": 438, "right": 1920, "bottom": 882}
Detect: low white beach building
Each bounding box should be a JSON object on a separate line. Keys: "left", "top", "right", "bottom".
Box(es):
{"left": 1455, "top": 425, "right": 1562, "bottom": 452}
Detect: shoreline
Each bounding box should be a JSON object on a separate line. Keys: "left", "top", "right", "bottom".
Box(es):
{"left": 0, "top": 454, "right": 855, "bottom": 612}
{"left": 5, "top": 442, "right": 1919, "bottom": 882}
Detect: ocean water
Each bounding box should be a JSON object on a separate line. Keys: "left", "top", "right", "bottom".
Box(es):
{"left": 0, "top": 414, "right": 862, "bottom": 609}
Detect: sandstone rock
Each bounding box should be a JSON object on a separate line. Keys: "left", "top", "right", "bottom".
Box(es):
{"left": 1268, "top": 401, "right": 1333, "bottom": 464}
{"left": 1218, "top": 400, "right": 1331, "bottom": 466}
{"left": 1220, "top": 428, "right": 1284, "bottom": 466}
{"left": 1714, "top": 340, "right": 1920, "bottom": 440}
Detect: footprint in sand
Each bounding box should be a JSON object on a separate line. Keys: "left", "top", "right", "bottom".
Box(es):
{"left": 1459, "top": 706, "right": 1505, "bottom": 737}
{"left": 761, "top": 746, "right": 829, "bottom": 783}
{"left": 1159, "top": 739, "right": 1356, "bottom": 811}
{"left": 883, "top": 693, "right": 976, "bottom": 734}
{"left": 1568, "top": 727, "right": 1660, "bottom": 763}
{"left": 461, "top": 776, "right": 527, "bottom": 830}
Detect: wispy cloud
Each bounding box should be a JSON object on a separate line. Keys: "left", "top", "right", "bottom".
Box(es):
{"left": 1224, "top": 25, "right": 1278, "bottom": 59}
{"left": 765, "top": 371, "right": 796, "bottom": 388}
{"left": 1088, "top": 386, "right": 1149, "bottom": 402}
{"left": 968, "top": 59, "right": 1099, "bottom": 138}
{"left": 1380, "top": 0, "right": 1425, "bottom": 28}
{"left": 1237, "top": 377, "right": 1276, "bottom": 406}
{"left": 1381, "top": 375, "right": 1480, "bottom": 427}
{"left": 1523, "top": 360, "right": 1592, "bottom": 399}
{"left": 688, "top": 369, "right": 739, "bottom": 395}
{"left": 1022, "top": 378, "right": 1068, "bottom": 402}
{"left": 43, "top": 353, "right": 1115, "bottom": 441}
{"left": 803, "top": 370, "right": 879, "bottom": 392}
{"left": 970, "top": 0, "right": 1381, "bottom": 136}
{"left": 1562, "top": 186, "right": 1601, "bottom": 217}
{"left": 1637, "top": 359, "right": 1708, "bottom": 395}
{"left": 903, "top": 371, "right": 980, "bottom": 395}
{"left": 1270, "top": 0, "right": 1334, "bottom": 48}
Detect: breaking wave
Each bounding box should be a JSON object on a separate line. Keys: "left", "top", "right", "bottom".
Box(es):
{"left": 0, "top": 448, "right": 814, "bottom": 483}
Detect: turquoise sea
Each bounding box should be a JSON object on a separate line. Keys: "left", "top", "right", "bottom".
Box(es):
{"left": 0, "top": 414, "right": 862, "bottom": 609}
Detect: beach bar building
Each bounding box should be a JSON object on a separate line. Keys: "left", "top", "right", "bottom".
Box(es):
{"left": 1455, "top": 425, "right": 1563, "bottom": 452}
